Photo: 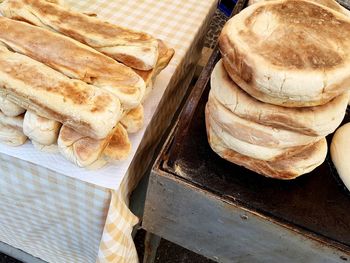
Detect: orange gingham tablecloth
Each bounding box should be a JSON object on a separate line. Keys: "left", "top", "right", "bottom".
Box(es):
{"left": 0, "top": 0, "right": 218, "bottom": 262}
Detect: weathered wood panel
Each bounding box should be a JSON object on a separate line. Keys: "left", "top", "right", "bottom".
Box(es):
{"left": 143, "top": 171, "right": 349, "bottom": 263}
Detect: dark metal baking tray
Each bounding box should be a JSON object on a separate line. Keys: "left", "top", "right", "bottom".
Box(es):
{"left": 156, "top": 2, "right": 350, "bottom": 253}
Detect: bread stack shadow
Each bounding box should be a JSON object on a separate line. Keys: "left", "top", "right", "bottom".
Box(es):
{"left": 206, "top": 0, "right": 350, "bottom": 179}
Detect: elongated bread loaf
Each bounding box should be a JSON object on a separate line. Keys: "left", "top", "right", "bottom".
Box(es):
{"left": 0, "top": 111, "right": 24, "bottom": 131}
{"left": 82, "top": 124, "right": 131, "bottom": 170}
{"left": 0, "top": 0, "right": 159, "bottom": 71}
{"left": 86, "top": 124, "right": 131, "bottom": 169}
{"left": 103, "top": 124, "right": 131, "bottom": 161}
{"left": 0, "top": 48, "right": 122, "bottom": 139}
{"left": 58, "top": 125, "right": 115, "bottom": 167}
{"left": 0, "top": 96, "right": 25, "bottom": 117}
{"left": 0, "top": 124, "right": 27, "bottom": 146}
{"left": 23, "top": 111, "right": 61, "bottom": 146}
{"left": 134, "top": 40, "right": 175, "bottom": 99}
{"left": 0, "top": 17, "right": 145, "bottom": 110}
{"left": 58, "top": 123, "right": 130, "bottom": 167}
{"left": 121, "top": 105, "right": 144, "bottom": 133}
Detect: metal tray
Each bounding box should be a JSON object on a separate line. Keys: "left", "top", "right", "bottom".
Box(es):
{"left": 156, "top": 1, "right": 350, "bottom": 254}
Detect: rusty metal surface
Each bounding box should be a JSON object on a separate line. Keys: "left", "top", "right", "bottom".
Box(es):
{"left": 155, "top": 1, "right": 350, "bottom": 253}
{"left": 338, "top": 0, "right": 350, "bottom": 9}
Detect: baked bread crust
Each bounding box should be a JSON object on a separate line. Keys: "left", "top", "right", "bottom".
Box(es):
{"left": 0, "top": 0, "right": 160, "bottom": 71}
{"left": 219, "top": 0, "right": 350, "bottom": 107}
{"left": 211, "top": 60, "right": 349, "bottom": 136}
{"left": 23, "top": 111, "right": 61, "bottom": 146}
{"left": 207, "top": 118, "right": 327, "bottom": 179}
{"left": 207, "top": 93, "right": 320, "bottom": 148}
{"left": 0, "top": 17, "right": 146, "bottom": 110}
{"left": 330, "top": 123, "right": 350, "bottom": 191}
{"left": 0, "top": 48, "right": 122, "bottom": 139}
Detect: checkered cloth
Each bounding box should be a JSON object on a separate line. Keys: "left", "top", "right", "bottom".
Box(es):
{"left": 0, "top": 0, "right": 218, "bottom": 262}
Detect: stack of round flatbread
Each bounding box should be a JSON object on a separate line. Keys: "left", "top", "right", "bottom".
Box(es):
{"left": 206, "top": 0, "right": 350, "bottom": 179}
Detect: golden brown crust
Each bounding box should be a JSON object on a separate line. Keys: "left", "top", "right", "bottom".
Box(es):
{"left": 222, "top": 57, "right": 349, "bottom": 107}
{"left": 0, "top": 48, "right": 122, "bottom": 139}
{"left": 214, "top": 140, "right": 326, "bottom": 179}
{"left": 134, "top": 39, "right": 175, "bottom": 86}
{"left": 242, "top": 0, "right": 350, "bottom": 70}
{"left": 219, "top": 0, "right": 350, "bottom": 106}
{"left": 103, "top": 124, "right": 131, "bottom": 161}
{"left": 1, "top": 0, "right": 160, "bottom": 70}
{"left": 120, "top": 105, "right": 144, "bottom": 133}
{"left": 206, "top": 118, "right": 327, "bottom": 179}
{"left": 0, "top": 17, "right": 145, "bottom": 109}
{"left": 207, "top": 94, "right": 320, "bottom": 148}
{"left": 58, "top": 124, "right": 114, "bottom": 166}
{"left": 211, "top": 60, "right": 349, "bottom": 136}
{"left": 249, "top": 0, "right": 350, "bottom": 16}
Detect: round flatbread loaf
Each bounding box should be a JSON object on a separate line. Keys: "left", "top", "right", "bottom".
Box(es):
{"left": 330, "top": 123, "right": 350, "bottom": 191}
{"left": 211, "top": 60, "right": 349, "bottom": 136}
{"left": 248, "top": 0, "right": 350, "bottom": 17}
{"left": 205, "top": 106, "right": 311, "bottom": 161}
{"left": 219, "top": 0, "right": 350, "bottom": 107}
{"left": 207, "top": 121, "right": 327, "bottom": 179}
{"left": 207, "top": 93, "right": 320, "bottom": 148}
{"left": 0, "top": 111, "right": 24, "bottom": 131}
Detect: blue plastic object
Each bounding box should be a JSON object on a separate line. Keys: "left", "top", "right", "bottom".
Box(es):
{"left": 219, "top": 0, "right": 237, "bottom": 16}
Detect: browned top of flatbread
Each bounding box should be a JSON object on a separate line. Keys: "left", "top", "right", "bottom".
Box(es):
{"left": 224, "top": 0, "right": 350, "bottom": 71}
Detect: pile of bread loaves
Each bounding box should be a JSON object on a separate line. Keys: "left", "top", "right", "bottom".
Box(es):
{"left": 206, "top": 0, "right": 350, "bottom": 179}
{"left": 0, "top": 0, "right": 174, "bottom": 169}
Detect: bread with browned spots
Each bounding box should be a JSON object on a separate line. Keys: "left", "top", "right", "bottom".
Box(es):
{"left": 0, "top": 17, "right": 146, "bottom": 110}
{"left": 219, "top": 0, "right": 350, "bottom": 107}
{"left": 0, "top": 48, "right": 122, "bottom": 140}
{"left": 0, "top": 0, "right": 159, "bottom": 71}
{"left": 211, "top": 60, "right": 349, "bottom": 136}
